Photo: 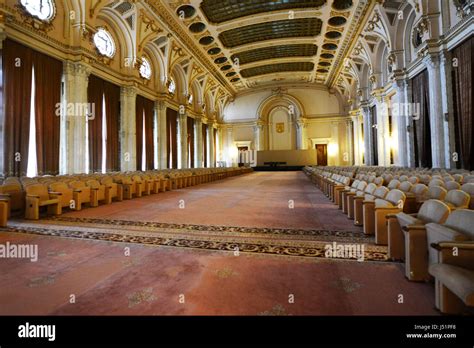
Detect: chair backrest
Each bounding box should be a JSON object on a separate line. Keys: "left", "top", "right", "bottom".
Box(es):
{"left": 374, "top": 186, "right": 389, "bottom": 199}
{"left": 408, "top": 176, "right": 419, "bottom": 184}
{"left": 373, "top": 177, "right": 384, "bottom": 186}
{"left": 49, "top": 182, "right": 70, "bottom": 193}
{"left": 25, "top": 184, "right": 49, "bottom": 201}
{"left": 417, "top": 199, "right": 450, "bottom": 224}
{"left": 351, "top": 180, "right": 360, "bottom": 188}
{"left": 428, "top": 186, "right": 447, "bottom": 200}
{"left": 445, "top": 181, "right": 461, "bottom": 191}
{"left": 399, "top": 181, "right": 413, "bottom": 193}
{"left": 0, "top": 183, "right": 22, "bottom": 193}
{"left": 428, "top": 179, "right": 445, "bottom": 188}
{"left": 385, "top": 189, "right": 406, "bottom": 206}
{"left": 387, "top": 179, "right": 400, "bottom": 190}
{"left": 365, "top": 183, "right": 378, "bottom": 195}
{"left": 443, "top": 209, "right": 474, "bottom": 239}
{"left": 445, "top": 189, "right": 470, "bottom": 208}
{"left": 356, "top": 181, "right": 367, "bottom": 191}
{"left": 399, "top": 175, "right": 409, "bottom": 182}
{"left": 461, "top": 183, "right": 474, "bottom": 195}
{"left": 86, "top": 180, "right": 102, "bottom": 189}
{"left": 452, "top": 174, "right": 463, "bottom": 183}
{"left": 69, "top": 181, "right": 86, "bottom": 189}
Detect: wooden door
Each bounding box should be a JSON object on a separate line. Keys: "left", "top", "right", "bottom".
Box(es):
{"left": 316, "top": 144, "right": 328, "bottom": 166}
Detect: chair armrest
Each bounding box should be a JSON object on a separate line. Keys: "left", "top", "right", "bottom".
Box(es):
{"left": 431, "top": 241, "right": 474, "bottom": 251}
{"left": 26, "top": 194, "right": 40, "bottom": 198}
{"left": 49, "top": 192, "right": 63, "bottom": 195}
{"left": 90, "top": 188, "right": 99, "bottom": 191}
{"left": 0, "top": 193, "right": 11, "bottom": 198}
{"left": 402, "top": 225, "right": 426, "bottom": 233}
{"left": 431, "top": 241, "right": 474, "bottom": 270}
{"left": 363, "top": 200, "right": 375, "bottom": 205}
{"left": 73, "top": 189, "right": 82, "bottom": 193}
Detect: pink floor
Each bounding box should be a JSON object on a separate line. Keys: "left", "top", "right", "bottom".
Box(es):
{"left": 0, "top": 172, "right": 438, "bottom": 315}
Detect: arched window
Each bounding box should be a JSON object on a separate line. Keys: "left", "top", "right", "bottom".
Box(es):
{"left": 140, "top": 57, "right": 152, "bottom": 79}
{"left": 93, "top": 28, "right": 116, "bottom": 58}
{"left": 21, "top": 0, "right": 55, "bottom": 21}
{"left": 167, "top": 79, "right": 176, "bottom": 95}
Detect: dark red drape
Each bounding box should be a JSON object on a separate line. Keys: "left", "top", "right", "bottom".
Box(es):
{"left": 135, "top": 95, "right": 144, "bottom": 171}
{"left": 136, "top": 95, "right": 155, "bottom": 171}
{"left": 452, "top": 37, "right": 473, "bottom": 170}
{"left": 411, "top": 69, "right": 432, "bottom": 168}
{"left": 213, "top": 127, "right": 217, "bottom": 167}
{"left": 166, "top": 108, "right": 178, "bottom": 169}
{"left": 3, "top": 39, "right": 33, "bottom": 176}
{"left": 103, "top": 80, "right": 120, "bottom": 172}
{"left": 187, "top": 117, "right": 195, "bottom": 168}
{"left": 202, "top": 123, "right": 208, "bottom": 168}
{"left": 34, "top": 51, "right": 62, "bottom": 175}
{"left": 87, "top": 75, "right": 104, "bottom": 173}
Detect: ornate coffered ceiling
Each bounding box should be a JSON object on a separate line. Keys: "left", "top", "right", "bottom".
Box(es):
{"left": 166, "top": 0, "right": 370, "bottom": 94}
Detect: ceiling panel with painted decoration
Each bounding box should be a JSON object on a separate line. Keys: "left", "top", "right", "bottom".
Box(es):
{"left": 165, "top": 0, "right": 371, "bottom": 93}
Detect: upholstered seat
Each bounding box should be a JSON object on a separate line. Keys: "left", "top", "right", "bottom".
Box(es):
{"left": 86, "top": 180, "right": 107, "bottom": 206}
{"left": 341, "top": 180, "right": 361, "bottom": 213}
{"left": 0, "top": 183, "right": 25, "bottom": 217}
{"left": 461, "top": 183, "right": 474, "bottom": 209}
{"left": 0, "top": 197, "right": 8, "bottom": 227}
{"left": 24, "top": 184, "right": 61, "bottom": 220}
{"left": 68, "top": 181, "right": 92, "bottom": 210}
{"left": 345, "top": 181, "right": 368, "bottom": 219}
{"left": 444, "top": 189, "right": 470, "bottom": 210}
{"left": 387, "top": 199, "right": 450, "bottom": 263}
{"left": 429, "top": 234, "right": 474, "bottom": 313}
{"left": 373, "top": 189, "right": 406, "bottom": 245}
{"left": 427, "top": 186, "right": 447, "bottom": 201}
{"left": 49, "top": 182, "right": 75, "bottom": 209}
{"left": 362, "top": 186, "right": 389, "bottom": 234}
{"left": 100, "top": 177, "right": 123, "bottom": 202}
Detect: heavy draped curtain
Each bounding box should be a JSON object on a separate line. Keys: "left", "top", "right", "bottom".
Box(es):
{"left": 166, "top": 108, "right": 178, "bottom": 169}
{"left": 3, "top": 39, "right": 62, "bottom": 176}
{"left": 202, "top": 123, "right": 208, "bottom": 167}
{"left": 136, "top": 95, "right": 155, "bottom": 171}
{"left": 87, "top": 76, "right": 121, "bottom": 173}
{"left": 452, "top": 37, "right": 473, "bottom": 170}
{"left": 187, "top": 117, "right": 195, "bottom": 168}
{"left": 411, "top": 69, "right": 432, "bottom": 168}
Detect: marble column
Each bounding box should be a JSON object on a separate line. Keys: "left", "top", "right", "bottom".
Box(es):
{"left": 351, "top": 114, "right": 361, "bottom": 165}
{"left": 346, "top": 119, "right": 354, "bottom": 165}
{"left": 154, "top": 100, "right": 167, "bottom": 169}
{"left": 226, "top": 126, "right": 234, "bottom": 167}
{"left": 362, "top": 105, "right": 373, "bottom": 166}
{"left": 0, "top": 32, "right": 5, "bottom": 175}
{"left": 296, "top": 118, "right": 307, "bottom": 150}
{"left": 207, "top": 123, "right": 215, "bottom": 168}
{"left": 61, "top": 61, "right": 91, "bottom": 174}
{"left": 253, "top": 122, "right": 265, "bottom": 151}
{"left": 120, "top": 86, "right": 137, "bottom": 172}
{"left": 393, "top": 78, "right": 409, "bottom": 167}
{"left": 194, "top": 117, "right": 203, "bottom": 168}
{"left": 439, "top": 50, "right": 455, "bottom": 168}
{"left": 177, "top": 109, "right": 188, "bottom": 169}
{"left": 424, "top": 53, "right": 447, "bottom": 168}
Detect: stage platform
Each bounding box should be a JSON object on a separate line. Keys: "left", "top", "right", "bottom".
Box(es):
{"left": 252, "top": 166, "right": 304, "bottom": 171}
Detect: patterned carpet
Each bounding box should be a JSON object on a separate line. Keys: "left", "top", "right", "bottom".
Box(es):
{"left": 3, "top": 216, "right": 390, "bottom": 262}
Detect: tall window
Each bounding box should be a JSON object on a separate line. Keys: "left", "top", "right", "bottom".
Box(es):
{"left": 140, "top": 57, "right": 152, "bottom": 80}
{"left": 101, "top": 94, "right": 107, "bottom": 173}
{"left": 21, "top": 0, "right": 56, "bottom": 21}
{"left": 93, "top": 28, "right": 115, "bottom": 58}
{"left": 26, "top": 66, "right": 37, "bottom": 177}
{"left": 142, "top": 111, "right": 146, "bottom": 171}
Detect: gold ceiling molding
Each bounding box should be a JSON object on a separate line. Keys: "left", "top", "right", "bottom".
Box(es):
{"left": 143, "top": 0, "right": 235, "bottom": 96}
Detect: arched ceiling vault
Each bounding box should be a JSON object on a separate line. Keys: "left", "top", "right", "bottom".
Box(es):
{"left": 166, "top": 0, "right": 371, "bottom": 95}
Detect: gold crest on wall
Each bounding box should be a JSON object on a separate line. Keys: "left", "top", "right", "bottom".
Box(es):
{"left": 276, "top": 122, "right": 285, "bottom": 133}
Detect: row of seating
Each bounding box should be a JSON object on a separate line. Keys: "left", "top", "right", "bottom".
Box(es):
{"left": 304, "top": 165, "right": 474, "bottom": 315}
{"left": 0, "top": 167, "right": 252, "bottom": 225}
